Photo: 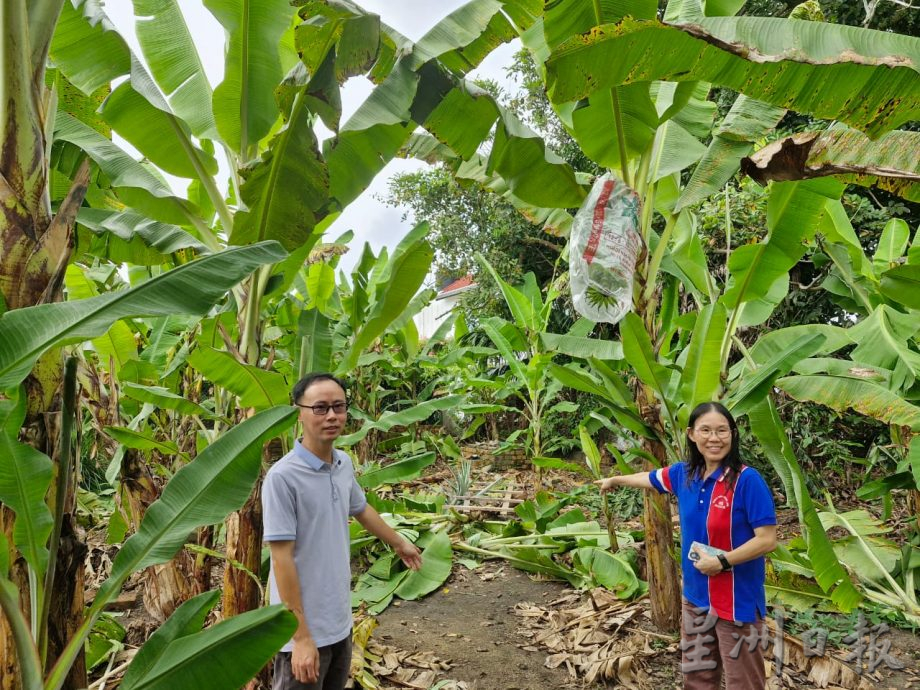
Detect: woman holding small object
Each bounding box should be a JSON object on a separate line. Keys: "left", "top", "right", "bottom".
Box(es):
{"left": 596, "top": 402, "right": 778, "bottom": 690}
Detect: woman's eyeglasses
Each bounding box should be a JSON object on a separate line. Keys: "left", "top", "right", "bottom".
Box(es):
{"left": 693, "top": 427, "right": 733, "bottom": 439}
{"left": 295, "top": 402, "right": 348, "bottom": 415}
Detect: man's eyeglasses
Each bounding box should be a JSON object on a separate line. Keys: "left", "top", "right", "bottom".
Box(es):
{"left": 295, "top": 402, "right": 348, "bottom": 415}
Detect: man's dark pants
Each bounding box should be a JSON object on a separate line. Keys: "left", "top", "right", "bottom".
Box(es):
{"left": 272, "top": 636, "right": 352, "bottom": 690}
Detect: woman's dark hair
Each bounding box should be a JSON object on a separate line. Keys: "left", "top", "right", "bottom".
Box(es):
{"left": 686, "top": 401, "right": 742, "bottom": 490}
{"left": 291, "top": 373, "right": 348, "bottom": 404}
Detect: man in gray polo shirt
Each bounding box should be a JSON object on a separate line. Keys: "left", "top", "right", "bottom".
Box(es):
{"left": 263, "top": 373, "right": 422, "bottom": 690}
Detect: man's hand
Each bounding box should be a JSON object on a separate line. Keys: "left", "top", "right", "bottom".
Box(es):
{"left": 291, "top": 637, "right": 320, "bottom": 684}
{"left": 355, "top": 505, "right": 423, "bottom": 570}
{"left": 395, "top": 538, "right": 423, "bottom": 571}
{"left": 693, "top": 554, "right": 723, "bottom": 577}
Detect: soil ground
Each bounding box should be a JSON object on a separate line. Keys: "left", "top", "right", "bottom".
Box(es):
{"left": 374, "top": 562, "right": 578, "bottom": 689}
{"left": 372, "top": 558, "right": 920, "bottom": 690}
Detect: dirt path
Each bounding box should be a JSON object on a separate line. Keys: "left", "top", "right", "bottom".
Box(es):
{"left": 372, "top": 560, "right": 920, "bottom": 690}
{"left": 374, "top": 563, "right": 577, "bottom": 689}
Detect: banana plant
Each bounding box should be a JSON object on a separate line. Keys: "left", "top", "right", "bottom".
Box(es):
{"left": 723, "top": 213, "right": 920, "bottom": 620}
{"left": 767, "top": 214, "right": 920, "bottom": 534}
{"left": 0, "top": 362, "right": 299, "bottom": 690}
{"left": 5, "top": 0, "right": 560, "bottom": 683}
{"left": 285, "top": 222, "right": 465, "bottom": 463}
{"left": 400, "top": 0, "right": 920, "bottom": 631}
{"left": 819, "top": 502, "right": 920, "bottom": 624}
{"left": 579, "top": 425, "right": 620, "bottom": 553}
{"left": 472, "top": 254, "right": 625, "bottom": 491}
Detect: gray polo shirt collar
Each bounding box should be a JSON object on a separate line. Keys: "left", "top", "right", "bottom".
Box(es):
{"left": 292, "top": 440, "right": 342, "bottom": 470}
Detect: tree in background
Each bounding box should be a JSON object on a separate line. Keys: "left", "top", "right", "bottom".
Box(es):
{"left": 384, "top": 166, "right": 564, "bottom": 322}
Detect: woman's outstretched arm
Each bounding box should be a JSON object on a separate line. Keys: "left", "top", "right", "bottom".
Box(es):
{"left": 595, "top": 473, "right": 654, "bottom": 491}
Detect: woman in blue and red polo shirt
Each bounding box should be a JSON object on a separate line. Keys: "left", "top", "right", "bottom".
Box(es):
{"left": 597, "top": 401, "right": 778, "bottom": 690}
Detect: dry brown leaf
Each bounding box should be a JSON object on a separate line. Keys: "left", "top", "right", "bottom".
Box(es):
{"left": 545, "top": 652, "right": 571, "bottom": 669}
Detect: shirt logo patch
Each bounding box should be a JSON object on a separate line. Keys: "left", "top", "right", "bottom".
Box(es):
{"left": 712, "top": 495, "right": 730, "bottom": 510}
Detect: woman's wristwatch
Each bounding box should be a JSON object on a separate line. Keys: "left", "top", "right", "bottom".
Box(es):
{"left": 717, "top": 553, "right": 733, "bottom": 571}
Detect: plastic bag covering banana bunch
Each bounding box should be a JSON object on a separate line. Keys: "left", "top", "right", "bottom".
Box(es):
{"left": 570, "top": 173, "right": 641, "bottom": 324}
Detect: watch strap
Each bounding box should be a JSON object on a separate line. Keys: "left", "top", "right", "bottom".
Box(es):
{"left": 717, "top": 553, "right": 732, "bottom": 571}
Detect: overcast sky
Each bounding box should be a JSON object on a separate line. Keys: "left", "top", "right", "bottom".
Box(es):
{"left": 104, "top": 0, "right": 520, "bottom": 276}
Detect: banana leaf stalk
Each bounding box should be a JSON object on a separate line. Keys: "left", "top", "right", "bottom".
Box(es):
{"left": 454, "top": 542, "right": 571, "bottom": 572}
{"left": 478, "top": 530, "right": 612, "bottom": 546}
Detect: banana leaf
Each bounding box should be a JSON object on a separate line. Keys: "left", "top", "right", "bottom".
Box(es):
{"left": 545, "top": 16, "right": 920, "bottom": 138}
{"left": 818, "top": 507, "right": 918, "bottom": 617}
{"left": 722, "top": 179, "right": 843, "bottom": 310}
{"left": 746, "top": 397, "right": 861, "bottom": 610}
{"left": 659, "top": 211, "right": 716, "bottom": 301}
{"left": 298, "top": 308, "right": 334, "bottom": 375}
{"left": 412, "top": 0, "right": 539, "bottom": 73}
{"left": 573, "top": 546, "right": 642, "bottom": 598}
{"left": 130, "top": 0, "right": 216, "bottom": 138}
{"left": 120, "top": 383, "right": 214, "bottom": 418}
{"left": 104, "top": 427, "right": 180, "bottom": 455}
{"left": 533, "top": 456, "right": 592, "bottom": 477}
{"left": 561, "top": 84, "right": 659, "bottom": 167}
{"left": 620, "top": 313, "right": 677, "bottom": 424}
{"left": 54, "top": 111, "right": 195, "bottom": 225}
{"left": 339, "top": 223, "right": 433, "bottom": 371}
{"left": 766, "top": 572, "right": 835, "bottom": 612}
{"left": 727, "top": 333, "right": 826, "bottom": 416}
{"left": 356, "top": 452, "right": 437, "bottom": 490}
{"left": 678, "top": 302, "right": 726, "bottom": 409}
{"left": 121, "top": 590, "right": 220, "bottom": 690}
{"left": 204, "top": 0, "right": 295, "bottom": 154}
{"left": 97, "top": 406, "right": 296, "bottom": 604}
{"left": 188, "top": 347, "right": 288, "bottom": 410}
{"left": 542, "top": 0, "right": 657, "bottom": 51}
{"left": 76, "top": 208, "right": 208, "bottom": 265}
{"left": 230, "top": 89, "right": 329, "bottom": 251}
{"left": 677, "top": 95, "right": 786, "bottom": 211}
{"left": 121, "top": 605, "right": 296, "bottom": 690}
{"left": 778, "top": 374, "right": 920, "bottom": 429}
{"left": 747, "top": 324, "right": 851, "bottom": 365}
{"left": 324, "top": 3, "right": 554, "bottom": 211}
{"left": 141, "top": 316, "right": 196, "bottom": 370}
{"left": 847, "top": 305, "right": 920, "bottom": 382}
{"left": 489, "top": 109, "right": 586, "bottom": 208}
{"left": 339, "top": 396, "right": 463, "bottom": 447}
{"left": 497, "top": 545, "right": 581, "bottom": 586}
{"left": 101, "top": 80, "right": 218, "bottom": 180}
{"left": 64, "top": 265, "right": 138, "bottom": 371}
{"left": 352, "top": 570, "right": 409, "bottom": 614}
{"left": 478, "top": 254, "right": 539, "bottom": 331}
{"left": 791, "top": 358, "right": 890, "bottom": 386}
{"left": 548, "top": 362, "right": 654, "bottom": 438}
{"left": 880, "top": 265, "right": 920, "bottom": 310}
{"left": 539, "top": 333, "right": 623, "bottom": 361}
{"left": 649, "top": 119, "right": 707, "bottom": 181}
{"left": 49, "top": 0, "right": 131, "bottom": 93}
{"left": 856, "top": 472, "right": 914, "bottom": 500}
{"left": 480, "top": 318, "right": 528, "bottom": 386}
{"left": 0, "top": 241, "right": 286, "bottom": 390}
{"left": 0, "top": 432, "right": 53, "bottom": 579}
{"left": 451, "top": 152, "right": 575, "bottom": 236}
{"left": 875, "top": 219, "right": 912, "bottom": 272}
{"left": 742, "top": 127, "right": 920, "bottom": 204}
{"left": 394, "top": 530, "right": 452, "bottom": 600}
{"left": 579, "top": 426, "right": 603, "bottom": 478}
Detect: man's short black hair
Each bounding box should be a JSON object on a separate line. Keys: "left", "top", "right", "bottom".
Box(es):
{"left": 291, "top": 373, "right": 348, "bottom": 404}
